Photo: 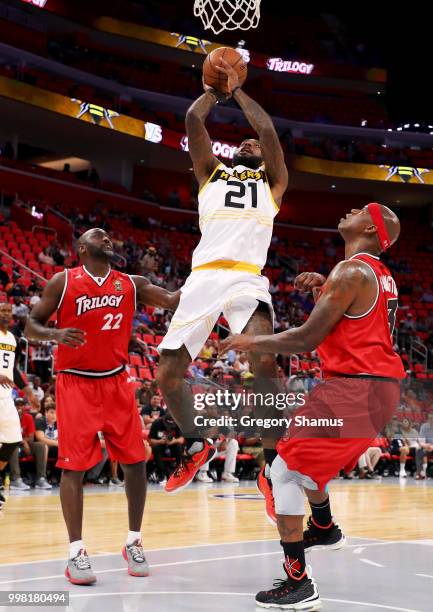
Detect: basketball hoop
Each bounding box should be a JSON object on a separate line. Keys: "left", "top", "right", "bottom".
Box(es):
{"left": 194, "top": 0, "right": 261, "bottom": 35}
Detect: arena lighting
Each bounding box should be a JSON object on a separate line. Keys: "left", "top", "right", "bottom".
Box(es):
{"left": 395, "top": 122, "right": 433, "bottom": 133}
{"left": 20, "top": 0, "right": 47, "bottom": 6}
{"left": 266, "top": 58, "right": 314, "bottom": 74}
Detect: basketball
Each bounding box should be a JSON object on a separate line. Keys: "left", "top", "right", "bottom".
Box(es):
{"left": 203, "top": 47, "right": 247, "bottom": 93}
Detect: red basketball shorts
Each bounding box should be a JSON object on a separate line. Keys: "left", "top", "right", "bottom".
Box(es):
{"left": 56, "top": 370, "right": 146, "bottom": 470}
{"left": 277, "top": 376, "right": 401, "bottom": 491}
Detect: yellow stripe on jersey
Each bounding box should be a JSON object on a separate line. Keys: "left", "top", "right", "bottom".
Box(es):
{"left": 199, "top": 209, "right": 274, "bottom": 228}
{"left": 0, "top": 343, "right": 15, "bottom": 352}
{"left": 198, "top": 162, "right": 224, "bottom": 197}
{"left": 192, "top": 260, "right": 261, "bottom": 275}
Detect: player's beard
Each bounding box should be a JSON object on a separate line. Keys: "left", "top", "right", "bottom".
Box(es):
{"left": 86, "top": 244, "right": 114, "bottom": 261}
{"left": 232, "top": 154, "right": 262, "bottom": 169}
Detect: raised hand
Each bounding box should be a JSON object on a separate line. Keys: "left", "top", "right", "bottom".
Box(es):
{"left": 294, "top": 272, "right": 326, "bottom": 293}
{"left": 214, "top": 57, "right": 241, "bottom": 95}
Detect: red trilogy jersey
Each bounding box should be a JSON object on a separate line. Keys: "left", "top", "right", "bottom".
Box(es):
{"left": 317, "top": 253, "right": 405, "bottom": 379}
{"left": 56, "top": 266, "right": 136, "bottom": 374}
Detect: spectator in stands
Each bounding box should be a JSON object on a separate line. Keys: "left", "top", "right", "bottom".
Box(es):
{"left": 149, "top": 413, "right": 184, "bottom": 484}
{"left": 35, "top": 404, "right": 58, "bottom": 462}
{"left": 128, "top": 333, "right": 148, "bottom": 357}
{"left": 12, "top": 297, "right": 29, "bottom": 319}
{"left": 197, "top": 431, "right": 240, "bottom": 483}
{"left": 31, "top": 342, "right": 52, "bottom": 383}
{"left": 233, "top": 353, "right": 251, "bottom": 379}
{"left": 304, "top": 369, "right": 321, "bottom": 392}
{"left": 286, "top": 372, "right": 307, "bottom": 393}
{"left": 421, "top": 288, "right": 433, "bottom": 303}
{"left": 9, "top": 398, "right": 52, "bottom": 490}
{"left": 199, "top": 339, "right": 216, "bottom": 360}
{"left": 167, "top": 188, "right": 181, "bottom": 207}
{"left": 29, "top": 289, "right": 42, "bottom": 308}
{"left": 136, "top": 379, "right": 155, "bottom": 408}
{"left": 86, "top": 433, "right": 124, "bottom": 486}
{"left": 239, "top": 427, "right": 265, "bottom": 469}
{"left": 0, "top": 260, "right": 9, "bottom": 287}
{"left": 358, "top": 446, "right": 382, "bottom": 479}
{"left": 190, "top": 359, "right": 206, "bottom": 378}
{"left": 389, "top": 417, "right": 420, "bottom": 478}
{"left": 132, "top": 308, "right": 152, "bottom": 334}
{"left": 29, "top": 376, "right": 44, "bottom": 404}
{"left": 141, "top": 394, "right": 164, "bottom": 428}
{"left": 38, "top": 248, "right": 55, "bottom": 266}
{"left": 415, "top": 413, "right": 433, "bottom": 480}
{"left": 63, "top": 163, "right": 71, "bottom": 173}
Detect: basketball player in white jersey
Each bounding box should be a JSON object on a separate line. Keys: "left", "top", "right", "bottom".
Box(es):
{"left": 157, "top": 58, "right": 288, "bottom": 494}
{"left": 0, "top": 302, "right": 39, "bottom": 509}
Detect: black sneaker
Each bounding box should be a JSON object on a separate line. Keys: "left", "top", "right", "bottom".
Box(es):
{"left": 304, "top": 516, "right": 346, "bottom": 553}
{"left": 0, "top": 491, "right": 5, "bottom": 510}
{"left": 255, "top": 565, "right": 321, "bottom": 610}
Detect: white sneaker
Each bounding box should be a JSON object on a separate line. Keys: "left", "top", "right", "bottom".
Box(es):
{"left": 196, "top": 471, "right": 213, "bottom": 483}
{"left": 35, "top": 477, "right": 52, "bottom": 490}
{"left": 10, "top": 478, "right": 30, "bottom": 490}
{"left": 221, "top": 472, "right": 239, "bottom": 483}
{"left": 158, "top": 478, "right": 167, "bottom": 486}
{"left": 399, "top": 471, "right": 407, "bottom": 478}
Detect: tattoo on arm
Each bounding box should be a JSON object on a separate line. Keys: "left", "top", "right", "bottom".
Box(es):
{"left": 233, "top": 89, "right": 288, "bottom": 202}
{"left": 253, "top": 261, "right": 367, "bottom": 354}
{"left": 186, "top": 92, "right": 220, "bottom": 187}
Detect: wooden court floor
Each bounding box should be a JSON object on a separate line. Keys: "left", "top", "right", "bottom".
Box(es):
{"left": 1, "top": 480, "right": 433, "bottom": 564}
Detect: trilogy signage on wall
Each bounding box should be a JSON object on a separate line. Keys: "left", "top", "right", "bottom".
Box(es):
{"left": 266, "top": 58, "right": 315, "bottom": 75}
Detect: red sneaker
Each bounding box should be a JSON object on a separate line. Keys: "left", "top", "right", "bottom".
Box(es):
{"left": 256, "top": 466, "right": 277, "bottom": 525}
{"left": 165, "top": 440, "right": 216, "bottom": 494}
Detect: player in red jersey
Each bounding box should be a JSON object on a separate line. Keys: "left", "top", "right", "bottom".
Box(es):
{"left": 25, "top": 228, "right": 179, "bottom": 585}
{"left": 221, "top": 203, "right": 404, "bottom": 610}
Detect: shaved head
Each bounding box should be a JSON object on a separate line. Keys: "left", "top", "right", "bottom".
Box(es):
{"left": 338, "top": 203, "right": 401, "bottom": 255}
{"left": 76, "top": 228, "right": 114, "bottom": 263}
{"left": 373, "top": 205, "right": 400, "bottom": 248}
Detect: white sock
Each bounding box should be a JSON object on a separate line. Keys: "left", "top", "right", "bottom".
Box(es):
{"left": 126, "top": 530, "right": 141, "bottom": 546}
{"left": 400, "top": 463, "right": 406, "bottom": 473}
{"left": 69, "top": 540, "right": 85, "bottom": 559}
{"left": 421, "top": 467, "right": 426, "bottom": 477}
{"left": 188, "top": 441, "right": 204, "bottom": 455}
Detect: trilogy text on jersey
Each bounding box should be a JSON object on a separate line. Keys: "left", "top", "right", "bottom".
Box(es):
{"left": 75, "top": 294, "right": 125, "bottom": 316}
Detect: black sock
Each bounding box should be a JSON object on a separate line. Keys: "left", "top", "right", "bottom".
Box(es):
{"left": 281, "top": 540, "right": 306, "bottom": 582}
{"left": 264, "top": 448, "right": 278, "bottom": 468}
{"left": 309, "top": 496, "right": 333, "bottom": 529}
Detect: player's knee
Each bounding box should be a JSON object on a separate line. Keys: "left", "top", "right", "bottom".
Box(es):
{"left": 156, "top": 364, "right": 183, "bottom": 395}
{"left": 0, "top": 441, "right": 20, "bottom": 462}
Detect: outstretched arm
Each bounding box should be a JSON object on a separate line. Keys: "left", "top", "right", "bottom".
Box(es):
{"left": 220, "top": 261, "right": 369, "bottom": 354}
{"left": 216, "top": 58, "right": 288, "bottom": 205}
{"left": 133, "top": 276, "right": 180, "bottom": 310}
{"left": 185, "top": 91, "right": 220, "bottom": 189}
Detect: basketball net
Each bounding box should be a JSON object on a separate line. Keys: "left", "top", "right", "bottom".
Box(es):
{"left": 194, "top": 0, "right": 261, "bottom": 35}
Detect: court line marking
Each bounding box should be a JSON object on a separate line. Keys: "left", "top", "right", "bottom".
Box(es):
{"left": 0, "top": 551, "right": 283, "bottom": 585}
{"left": 360, "top": 558, "right": 385, "bottom": 568}
{"left": 0, "top": 537, "right": 281, "bottom": 568}
{"left": 66, "top": 591, "right": 422, "bottom": 611}
{"left": 353, "top": 547, "right": 365, "bottom": 554}
{"left": 416, "top": 574, "right": 433, "bottom": 579}
{"left": 0, "top": 536, "right": 418, "bottom": 572}
{"left": 0, "top": 540, "right": 410, "bottom": 574}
